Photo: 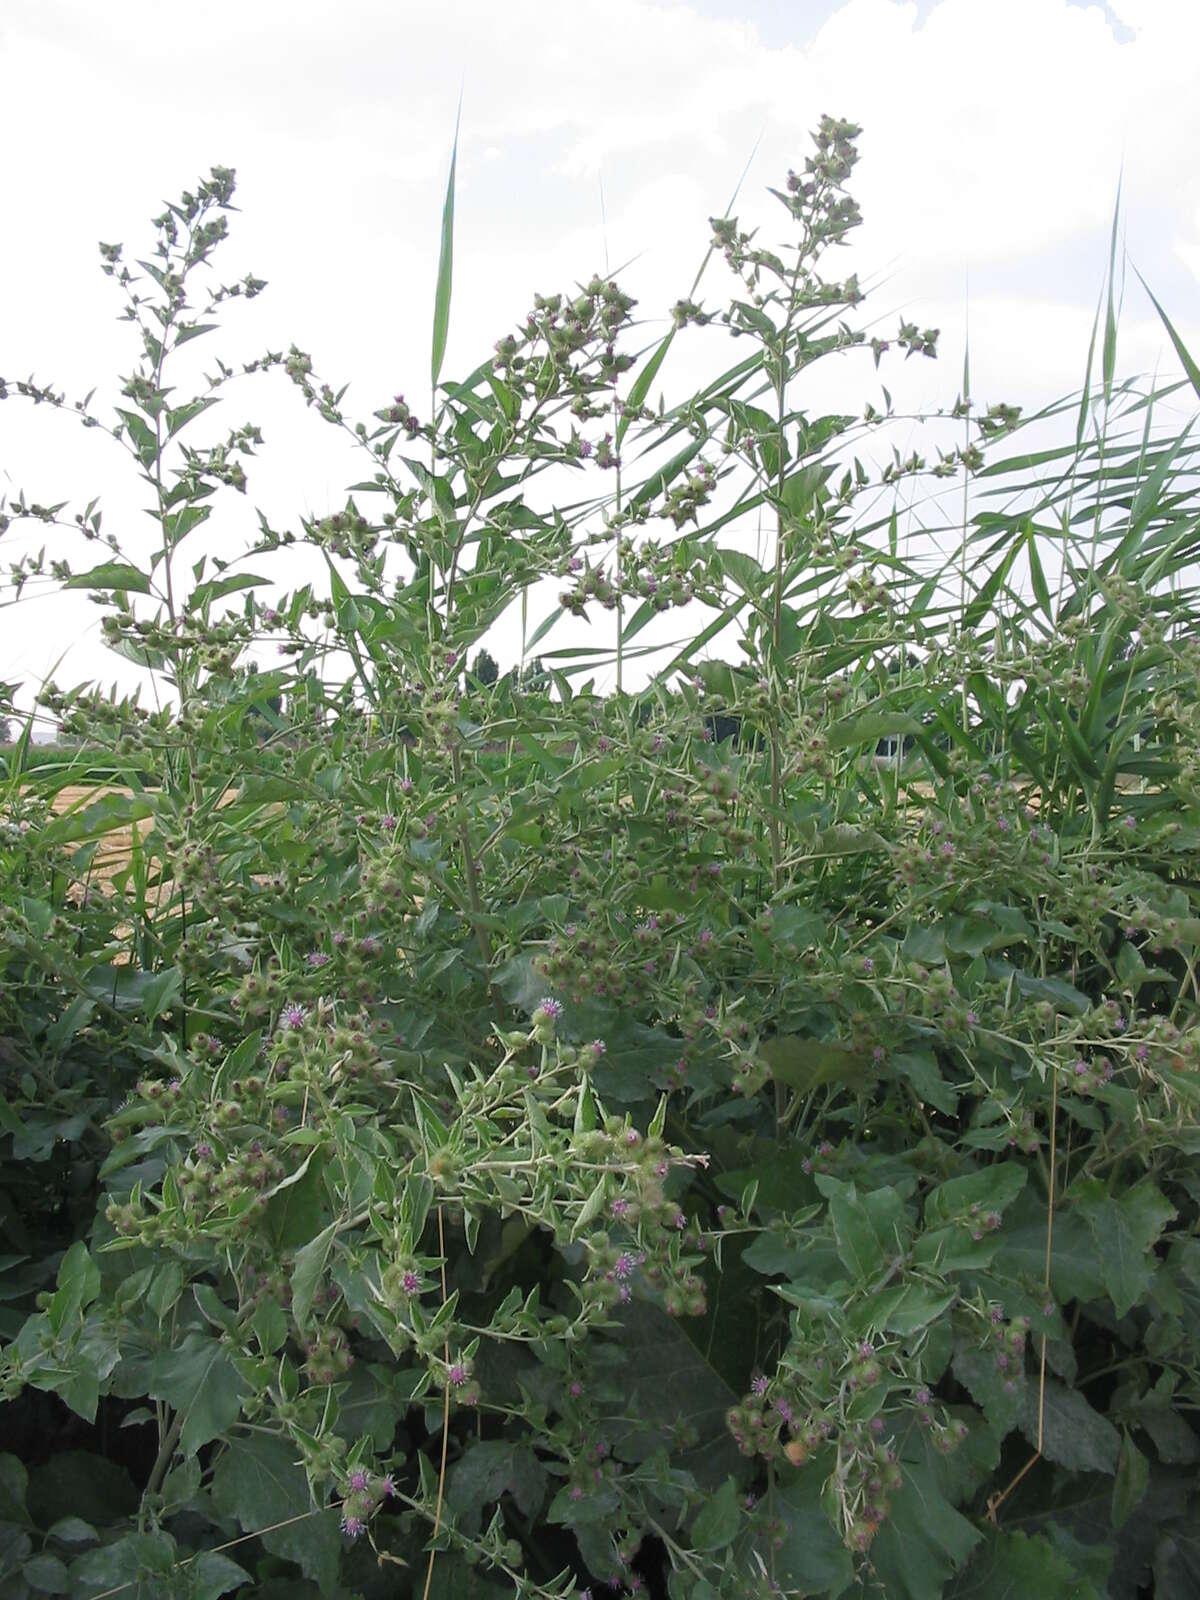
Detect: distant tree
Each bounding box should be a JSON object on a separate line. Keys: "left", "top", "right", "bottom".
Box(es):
{"left": 470, "top": 648, "right": 499, "bottom": 687}
{"left": 519, "top": 656, "right": 550, "bottom": 694}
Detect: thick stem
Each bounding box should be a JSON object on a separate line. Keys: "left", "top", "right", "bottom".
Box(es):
{"left": 450, "top": 745, "right": 492, "bottom": 976}
{"left": 145, "top": 1409, "right": 184, "bottom": 1503}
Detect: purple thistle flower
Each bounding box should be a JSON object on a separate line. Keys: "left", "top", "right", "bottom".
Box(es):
{"left": 536, "top": 997, "right": 563, "bottom": 1022}
{"left": 614, "top": 1252, "right": 637, "bottom": 1281}
{"left": 280, "top": 1002, "right": 306, "bottom": 1030}
{"left": 381, "top": 813, "right": 397, "bottom": 831}
{"left": 340, "top": 1515, "right": 365, "bottom": 1539}
{"left": 380, "top": 1473, "right": 396, "bottom": 1498}
{"left": 751, "top": 1375, "right": 768, "bottom": 1396}
{"left": 306, "top": 950, "right": 330, "bottom": 968}
{"left": 401, "top": 1269, "right": 421, "bottom": 1296}
{"left": 447, "top": 1362, "right": 468, "bottom": 1386}
{"left": 348, "top": 1469, "right": 370, "bottom": 1492}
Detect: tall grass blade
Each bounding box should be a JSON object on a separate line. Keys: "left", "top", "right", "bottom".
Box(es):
{"left": 431, "top": 98, "right": 462, "bottom": 392}
{"left": 1077, "top": 286, "right": 1102, "bottom": 450}
{"left": 1133, "top": 267, "right": 1200, "bottom": 406}
{"left": 1102, "top": 173, "right": 1123, "bottom": 407}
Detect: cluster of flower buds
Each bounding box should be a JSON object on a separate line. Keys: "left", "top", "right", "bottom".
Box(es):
{"left": 535, "top": 914, "right": 678, "bottom": 1006}
{"left": 657, "top": 459, "right": 718, "bottom": 531}
{"left": 492, "top": 277, "right": 637, "bottom": 402}
{"left": 307, "top": 507, "right": 379, "bottom": 561}
{"left": 671, "top": 297, "right": 715, "bottom": 329}
{"left": 373, "top": 393, "right": 423, "bottom": 437}
{"left": 613, "top": 536, "right": 723, "bottom": 612}
{"left": 337, "top": 1466, "right": 397, "bottom": 1541}
{"left": 558, "top": 558, "right": 620, "bottom": 616}
{"left": 984, "top": 1305, "right": 1032, "bottom": 1396}
{"left": 269, "top": 1006, "right": 392, "bottom": 1092}
{"left": 302, "top": 1323, "right": 354, "bottom": 1386}
{"left": 791, "top": 718, "right": 833, "bottom": 781}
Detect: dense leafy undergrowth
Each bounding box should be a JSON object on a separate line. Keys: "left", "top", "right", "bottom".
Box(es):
{"left": 3, "top": 122, "right": 1200, "bottom": 1599}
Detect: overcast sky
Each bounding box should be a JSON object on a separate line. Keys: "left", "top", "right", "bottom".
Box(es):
{"left": 2, "top": 0, "right": 1198, "bottom": 724}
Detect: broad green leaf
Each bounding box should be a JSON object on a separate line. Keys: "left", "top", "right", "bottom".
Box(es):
{"left": 1018, "top": 1378, "right": 1120, "bottom": 1475}
{"left": 22, "top": 1552, "right": 71, "bottom": 1593}
{"left": 69, "top": 1533, "right": 175, "bottom": 1599}
{"left": 949, "top": 1528, "right": 1106, "bottom": 1599}
{"left": 1073, "top": 1180, "right": 1175, "bottom": 1317}
{"left": 829, "top": 1192, "right": 886, "bottom": 1281}
{"left": 1112, "top": 1431, "right": 1149, "bottom": 1530}
{"left": 446, "top": 1440, "right": 546, "bottom": 1537}
{"left": 827, "top": 711, "right": 921, "bottom": 751}
{"left": 189, "top": 571, "right": 268, "bottom": 610}
{"left": 188, "top": 1550, "right": 253, "bottom": 1600}
{"left": 764, "top": 1464, "right": 854, "bottom": 1597}
{"left": 691, "top": 1475, "right": 741, "bottom": 1550}
{"left": 760, "top": 1036, "right": 870, "bottom": 1095}
{"left": 925, "top": 1164, "right": 1027, "bottom": 1230}
{"left": 63, "top": 562, "right": 152, "bottom": 594}
{"left": 267, "top": 1152, "right": 328, "bottom": 1250}
{"left": 606, "top": 1300, "right": 743, "bottom": 1491}
{"left": 868, "top": 1452, "right": 980, "bottom": 1599}
{"left": 211, "top": 1434, "right": 340, "bottom": 1594}
{"left": 889, "top": 1050, "right": 959, "bottom": 1117}
{"left": 147, "top": 1333, "right": 247, "bottom": 1457}
{"left": 291, "top": 1221, "right": 339, "bottom": 1330}
{"left": 27, "top": 1453, "right": 137, "bottom": 1529}
{"left": 0, "top": 1456, "right": 28, "bottom": 1524}
{"left": 47, "top": 1242, "right": 100, "bottom": 1335}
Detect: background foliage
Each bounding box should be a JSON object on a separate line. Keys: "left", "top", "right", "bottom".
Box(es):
{"left": 2, "top": 120, "right": 1200, "bottom": 1598}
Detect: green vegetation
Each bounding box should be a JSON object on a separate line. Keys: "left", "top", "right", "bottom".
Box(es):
{"left": 2, "top": 121, "right": 1199, "bottom": 1598}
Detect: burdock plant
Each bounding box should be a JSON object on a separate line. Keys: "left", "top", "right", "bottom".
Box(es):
{"left": 2, "top": 113, "right": 1200, "bottom": 1600}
